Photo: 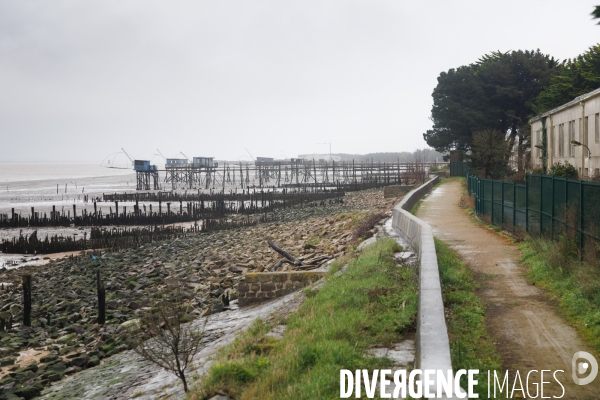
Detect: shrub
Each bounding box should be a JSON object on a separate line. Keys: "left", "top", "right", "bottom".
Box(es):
{"left": 549, "top": 161, "right": 578, "bottom": 179}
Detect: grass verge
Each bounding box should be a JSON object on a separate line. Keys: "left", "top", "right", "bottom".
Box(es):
{"left": 435, "top": 238, "right": 503, "bottom": 399}
{"left": 190, "top": 238, "right": 418, "bottom": 400}
{"left": 519, "top": 237, "right": 600, "bottom": 352}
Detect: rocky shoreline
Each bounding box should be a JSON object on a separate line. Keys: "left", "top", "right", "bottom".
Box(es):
{"left": 0, "top": 188, "right": 398, "bottom": 399}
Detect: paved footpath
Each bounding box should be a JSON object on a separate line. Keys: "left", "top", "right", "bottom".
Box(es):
{"left": 417, "top": 179, "right": 600, "bottom": 399}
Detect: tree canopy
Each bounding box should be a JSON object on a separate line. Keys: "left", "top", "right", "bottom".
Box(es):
{"left": 592, "top": 6, "right": 600, "bottom": 25}
{"left": 534, "top": 44, "right": 600, "bottom": 113}
{"left": 424, "top": 50, "right": 559, "bottom": 167}
{"left": 423, "top": 65, "right": 494, "bottom": 152}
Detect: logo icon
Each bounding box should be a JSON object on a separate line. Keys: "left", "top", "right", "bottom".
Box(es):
{"left": 572, "top": 351, "right": 598, "bottom": 385}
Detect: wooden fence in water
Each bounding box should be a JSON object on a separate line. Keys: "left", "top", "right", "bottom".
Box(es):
{"left": 1, "top": 213, "right": 278, "bottom": 254}
{"left": 0, "top": 189, "right": 345, "bottom": 228}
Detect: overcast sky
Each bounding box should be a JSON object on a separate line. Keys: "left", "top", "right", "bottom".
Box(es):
{"left": 1, "top": 1, "right": 599, "bottom": 163}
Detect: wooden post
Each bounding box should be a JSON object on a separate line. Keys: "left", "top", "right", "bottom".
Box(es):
{"left": 22, "top": 275, "right": 31, "bottom": 327}
{"left": 97, "top": 270, "right": 105, "bottom": 325}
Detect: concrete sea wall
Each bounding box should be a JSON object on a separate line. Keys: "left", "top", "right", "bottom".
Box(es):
{"left": 391, "top": 176, "right": 456, "bottom": 390}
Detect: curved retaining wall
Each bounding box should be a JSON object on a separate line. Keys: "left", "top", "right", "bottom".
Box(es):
{"left": 391, "top": 176, "right": 455, "bottom": 393}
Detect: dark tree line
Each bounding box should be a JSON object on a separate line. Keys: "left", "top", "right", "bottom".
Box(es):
{"left": 534, "top": 44, "right": 600, "bottom": 114}
{"left": 425, "top": 8, "right": 600, "bottom": 180}
{"left": 423, "top": 50, "right": 560, "bottom": 174}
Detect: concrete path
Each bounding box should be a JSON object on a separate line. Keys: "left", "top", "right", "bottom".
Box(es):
{"left": 417, "top": 179, "right": 600, "bottom": 399}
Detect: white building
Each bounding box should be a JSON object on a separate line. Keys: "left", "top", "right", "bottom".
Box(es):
{"left": 530, "top": 87, "right": 600, "bottom": 178}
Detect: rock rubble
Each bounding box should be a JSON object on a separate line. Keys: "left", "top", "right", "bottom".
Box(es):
{"left": 0, "top": 189, "right": 396, "bottom": 399}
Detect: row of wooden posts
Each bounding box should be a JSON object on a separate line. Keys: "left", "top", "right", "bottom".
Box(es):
{"left": 0, "top": 189, "right": 345, "bottom": 228}
{"left": 16, "top": 271, "right": 105, "bottom": 329}
{"left": 1, "top": 213, "right": 279, "bottom": 254}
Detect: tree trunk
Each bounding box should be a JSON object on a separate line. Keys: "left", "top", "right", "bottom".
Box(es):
{"left": 506, "top": 125, "right": 517, "bottom": 166}
{"left": 180, "top": 371, "right": 188, "bottom": 392}
{"left": 517, "top": 130, "right": 525, "bottom": 172}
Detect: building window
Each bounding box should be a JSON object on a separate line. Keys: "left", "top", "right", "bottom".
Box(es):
{"left": 559, "top": 124, "right": 564, "bottom": 157}
{"left": 569, "top": 121, "right": 575, "bottom": 157}
{"left": 551, "top": 126, "right": 555, "bottom": 157}
{"left": 596, "top": 113, "right": 599, "bottom": 143}
{"left": 585, "top": 116, "right": 589, "bottom": 147}
{"left": 537, "top": 129, "right": 541, "bottom": 158}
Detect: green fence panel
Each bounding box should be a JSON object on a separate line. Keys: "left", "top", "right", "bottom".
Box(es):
{"left": 466, "top": 171, "right": 599, "bottom": 249}
{"left": 582, "top": 182, "right": 600, "bottom": 243}
{"left": 527, "top": 175, "right": 541, "bottom": 235}
{"left": 553, "top": 178, "right": 566, "bottom": 224}
{"left": 450, "top": 162, "right": 468, "bottom": 177}
{"left": 491, "top": 180, "right": 502, "bottom": 225}
{"left": 515, "top": 185, "right": 527, "bottom": 230}
{"left": 482, "top": 179, "right": 492, "bottom": 218}
{"left": 502, "top": 182, "right": 514, "bottom": 229}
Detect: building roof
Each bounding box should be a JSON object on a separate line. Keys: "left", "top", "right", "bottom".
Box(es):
{"left": 529, "top": 87, "right": 600, "bottom": 123}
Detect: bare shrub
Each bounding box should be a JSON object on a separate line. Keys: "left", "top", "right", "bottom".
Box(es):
{"left": 458, "top": 193, "right": 475, "bottom": 210}
{"left": 513, "top": 226, "right": 526, "bottom": 243}
{"left": 505, "top": 170, "right": 526, "bottom": 184}
{"left": 403, "top": 152, "right": 428, "bottom": 184}
{"left": 128, "top": 281, "right": 207, "bottom": 392}
{"left": 353, "top": 212, "right": 387, "bottom": 242}
{"left": 583, "top": 233, "right": 600, "bottom": 268}
{"left": 587, "top": 172, "right": 600, "bottom": 182}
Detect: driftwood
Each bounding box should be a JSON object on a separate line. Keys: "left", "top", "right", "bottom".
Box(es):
{"left": 272, "top": 259, "right": 295, "bottom": 270}
{"left": 269, "top": 240, "right": 306, "bottom": 271}
{"left": 267, "top": 240, "right": 334, "bottom": 272}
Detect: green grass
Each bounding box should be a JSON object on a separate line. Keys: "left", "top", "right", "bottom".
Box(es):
{"left": 519, "top": 237, "right": 600, "bottom": 352}
{"left": 435, "top": 238, "right": 503, "bottom": 399}
{"left": 191, "top": 238, "right": 418, "bottom": 400}
{"left": 410, "top": 199, "right": 424, "bottom": 215}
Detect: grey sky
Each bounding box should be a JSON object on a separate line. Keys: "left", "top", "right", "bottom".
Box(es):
{"left": 1, "top": 1, "right": 598, "bottom": 163}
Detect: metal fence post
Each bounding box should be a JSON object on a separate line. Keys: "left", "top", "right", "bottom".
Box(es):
{"left": 513, "top": 181, "right": 516, "bottom": 232}
{"left": 501, "top": 182, "right": 505, "bottom": 229}
{"left": 565, "top": 178, "right": 568, "bottom": 234}
{"left": 491, "top": 179, "right": 494, "bottom": 224}
{"left": 551, "top": 175, "right": 555, "bottom": 239}
{"left": 525, "top": 174, "right": 529, "bottom": 233}
{"left": 540, "top": 176, "right": 544, "bottom": 235}
{"left": 477, "top": 177, "right": 480, "bottom": 214}
{"left": 579, "top": 182, "right": 584, "bottom": 251}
